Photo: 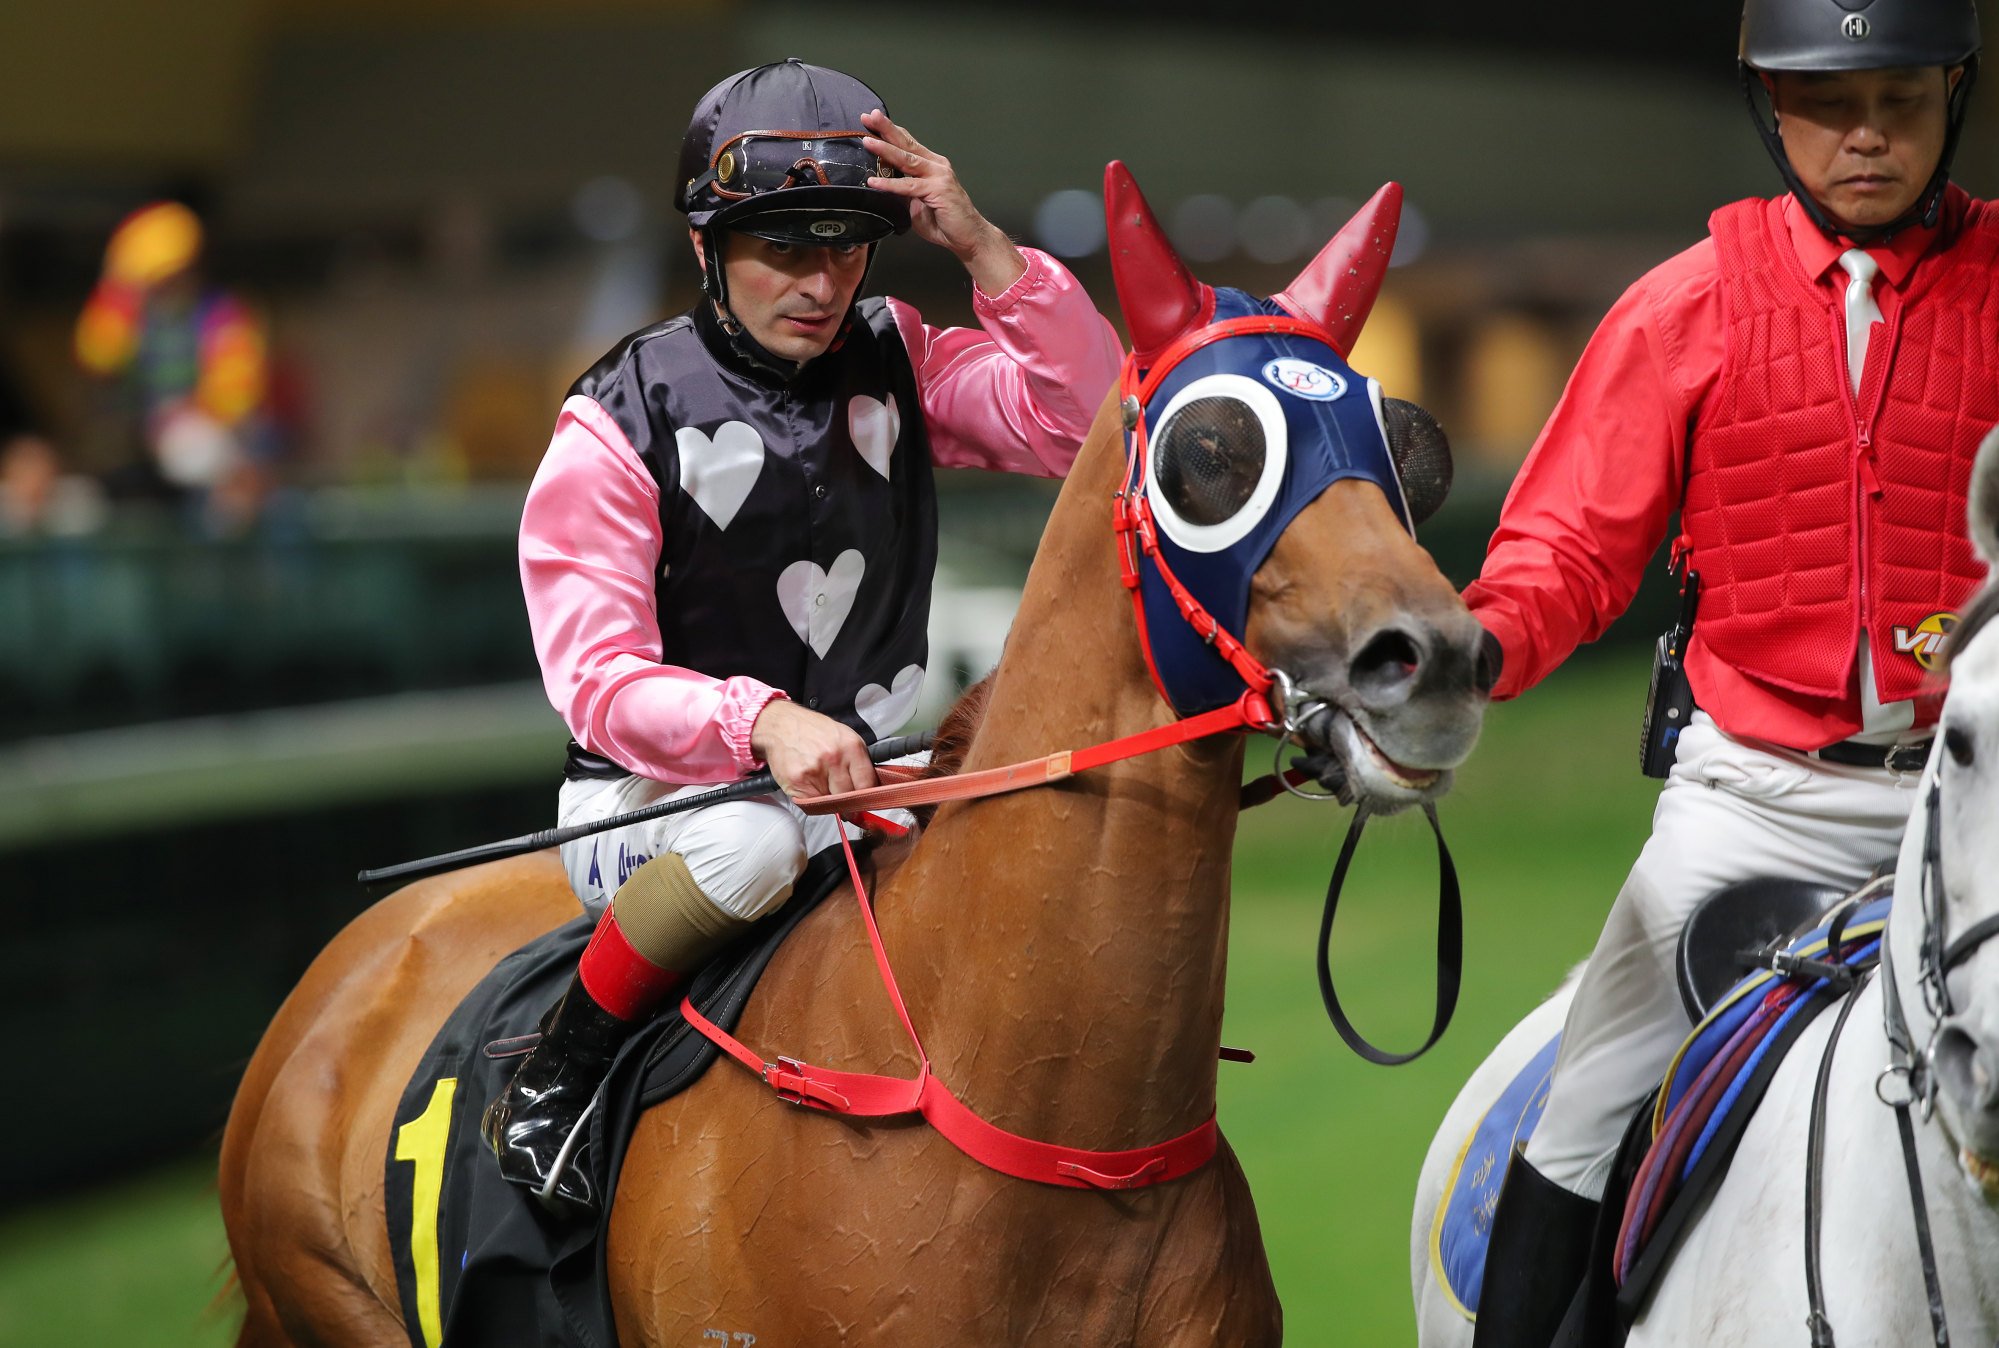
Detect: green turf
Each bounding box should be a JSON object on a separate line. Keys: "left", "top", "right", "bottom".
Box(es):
{"left": 0, "top": 653, "right": 1657, "bottom": 1346}
{"left": 0, "top": 1157, "right": 237, "bottom": 1348}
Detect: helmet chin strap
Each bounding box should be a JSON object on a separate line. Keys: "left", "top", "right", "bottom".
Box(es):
{"left": 698, "top": 225, "right": 878, "bottom": 384}
{"left": 1740, "top": 59, "right": 1980, "bottom": 245}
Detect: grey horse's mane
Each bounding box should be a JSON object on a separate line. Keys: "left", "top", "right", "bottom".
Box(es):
{"left": 1943, "top": 425, "right": 1999, "bottom": 674}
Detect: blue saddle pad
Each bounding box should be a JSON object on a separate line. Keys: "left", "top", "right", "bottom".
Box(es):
{"left": 1429, "top": 1031, "right": 1560, "bottom": 1318}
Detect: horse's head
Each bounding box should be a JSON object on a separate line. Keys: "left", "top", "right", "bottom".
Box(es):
{"left": 1104, "top": 163, "right": 1493, "bottom": 811}
{"left": 1915, "top": 425, "right": 1999, "bottom": 1199}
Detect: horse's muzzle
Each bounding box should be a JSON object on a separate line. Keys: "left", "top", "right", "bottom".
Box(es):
{"left": 1932, "top": 1018, "right": 1999, "bottom": 1181}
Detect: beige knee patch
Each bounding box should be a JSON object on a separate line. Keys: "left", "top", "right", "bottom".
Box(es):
{"left": 610, "top": 852, "right": 785, "bottom": 972}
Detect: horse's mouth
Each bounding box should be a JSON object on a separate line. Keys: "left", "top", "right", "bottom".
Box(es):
{"left": 1298, "top": 707, "right": 1450, "bottom": 810}
{"left": 1353, "top": 721, "right": 1442, "bottom": 792}
{"left": 1960, "top": 1144, "right": 1999, "bottom": 1200}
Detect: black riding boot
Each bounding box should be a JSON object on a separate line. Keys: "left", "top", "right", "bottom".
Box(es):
{"left": 482, "top": 973, "right": 635, "bottom": 1219}
{"left": 1471, "top": 1149, "right": 1601, "bottom": 1348}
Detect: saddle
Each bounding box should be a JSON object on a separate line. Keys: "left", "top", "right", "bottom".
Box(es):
{"left": 383, "top": 844, "right": 862, "bottom": 1348}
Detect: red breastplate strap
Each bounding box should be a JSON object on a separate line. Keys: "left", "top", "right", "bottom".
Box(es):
{"left": 680, "top": 827, "right": 1219, "bottom": 1190}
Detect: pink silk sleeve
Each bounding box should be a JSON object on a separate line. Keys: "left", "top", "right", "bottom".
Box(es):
{"left": 1463, "top": 248, "right": 1723, "bottom": 699}
{"left": 519, "top": 394, "right": 785, "bottom": 783}
{"left": 888, "top": 247, "right": 1122, "bottom": 478}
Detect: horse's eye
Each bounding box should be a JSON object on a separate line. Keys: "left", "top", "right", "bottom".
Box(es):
{"left": 1946, "top": 724, "right": 1975, "bottom": 768}
{"left": 1155, "top": 396, "right": 1266, "bottom": 527}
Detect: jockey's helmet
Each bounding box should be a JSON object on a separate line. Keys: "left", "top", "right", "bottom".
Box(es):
{"left": 676, "top": 59, "right": 910, "bottom": 248}
{"left": 1738, "top": 0, "right": 1981, "bottom": 236}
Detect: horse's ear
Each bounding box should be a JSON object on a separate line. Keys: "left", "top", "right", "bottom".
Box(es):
{"left": 1105, "top": 160, "right": 1213, "bottom": 367}
{"left": 1272, "top": 182, "right": 1402, "bottom": 358}
{"left": 1971, "top": 424, "right": 1999, "bottom": 569}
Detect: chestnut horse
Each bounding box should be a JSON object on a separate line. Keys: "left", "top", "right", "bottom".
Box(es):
{"left": 219, "top": 164, "right": 1492, "bottom": 1346}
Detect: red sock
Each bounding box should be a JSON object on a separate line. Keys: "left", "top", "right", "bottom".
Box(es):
{"left": 577, "top": 909, "right": 684, "bottom": 1022}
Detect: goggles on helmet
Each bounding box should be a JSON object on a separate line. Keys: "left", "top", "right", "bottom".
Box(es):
{"left": 690, "top": 131, "right": 896, "bottom": 202}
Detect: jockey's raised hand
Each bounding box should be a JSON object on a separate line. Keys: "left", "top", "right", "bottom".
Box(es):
{"left": 750, "top": 697, "right": 879, "bottom": 799}
{"left": 861, "top": 108, "right": 1027, "bottom": 298}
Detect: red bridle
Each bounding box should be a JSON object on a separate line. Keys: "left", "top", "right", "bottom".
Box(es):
{"left": 1113, "top": 312, "right": 1350, "bottom": 717}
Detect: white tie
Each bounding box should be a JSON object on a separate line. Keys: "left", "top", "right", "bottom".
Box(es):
{"left": 1839, "top": 249, "right": 1881, "bottom": 394}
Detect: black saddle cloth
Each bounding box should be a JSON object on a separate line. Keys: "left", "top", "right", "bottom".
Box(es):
{"left": 383, "top": 845, "right": 861, "bottom": 1348}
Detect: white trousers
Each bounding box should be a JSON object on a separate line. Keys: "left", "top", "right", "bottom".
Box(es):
{"left": 1521, "top": 712, "right": 1920, "bottom": 1197}
{"left": 556, "top": 776, "right": 839, "bottom": 920}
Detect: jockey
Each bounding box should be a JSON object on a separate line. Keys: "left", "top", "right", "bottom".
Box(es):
{"left": 483, "top": 58, "right": 1121, "bottom": 1216}
{"left": 1464, "top": 1, "right": 1992, "bottom": 1342}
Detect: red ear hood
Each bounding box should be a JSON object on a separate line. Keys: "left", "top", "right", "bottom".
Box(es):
{"left": 1271, "top": 182, "right": 1401, "bottom": 357}
{"left": 1104, "top": 161, "right": 1214, "bottom": 367}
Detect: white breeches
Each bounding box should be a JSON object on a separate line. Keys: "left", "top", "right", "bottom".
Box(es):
{"left": 1521, "top": 712, "right": 1919, "bottom": 1198}
{"left": 556, "top": 776, "right": 840, "bottom": 921}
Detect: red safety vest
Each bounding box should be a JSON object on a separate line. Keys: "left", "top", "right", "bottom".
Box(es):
{"left": 1687, "top": 194, "right": 1999, "bottom": 709}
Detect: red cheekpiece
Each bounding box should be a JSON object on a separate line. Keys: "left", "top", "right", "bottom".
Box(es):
{"left": 578, "top": 910, "right": 683, "bottom": 1022}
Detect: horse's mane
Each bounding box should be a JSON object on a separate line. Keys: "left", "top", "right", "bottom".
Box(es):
{"left": 912, "top": 671, "right": 994, "bottom": 829}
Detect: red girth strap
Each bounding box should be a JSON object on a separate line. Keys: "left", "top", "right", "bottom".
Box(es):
{"left": 680, "top": 827, "right": 1219, "bottom": 1190}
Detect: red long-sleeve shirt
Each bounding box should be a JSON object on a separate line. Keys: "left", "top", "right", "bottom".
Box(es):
{"left": 1464, "top": 193, "right": 1948, "bottom": 749}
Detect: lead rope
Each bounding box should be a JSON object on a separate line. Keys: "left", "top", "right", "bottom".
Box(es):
{"left": 1316, "top": 802, "right": 1462, "bottom": 1065}
{"left": 1894, "top": 1098, "right": 1952, "bottom": 1348}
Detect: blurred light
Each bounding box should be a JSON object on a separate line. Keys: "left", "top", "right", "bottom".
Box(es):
{"left": 1171, "top": 194, "right": 1236, "bottom": 264}
{"left": 1239, "top": 195, "right": 1310, "bottom": 264}
{"left": 1390, "top": 204, "right": 1431, "bottom": 268}
{"left": 1463, "top": 313, "right": 1567, "bottom": 464}
{"left": 572, "top": 176, "right": 645, "bottom": 244}
{"left": 1346, "top": 294, "right": 1421, "bottom": 406}
{"left": 1309, "top": 196, "right": 1357, "bottom": 245}
{"left": 1032, "top": 189, "right": 1105, "bottom": 258}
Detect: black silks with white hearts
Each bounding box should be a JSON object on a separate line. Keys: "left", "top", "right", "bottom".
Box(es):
{"left": 570, "top": 298, "right": 936, "bottom": 759}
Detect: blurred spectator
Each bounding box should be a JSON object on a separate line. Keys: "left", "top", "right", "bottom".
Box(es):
{"left": 0, "top": 349, "right": 104, "bottom": 537}
{"left": 74, "top": 200, "right": 281, "bottom": 531}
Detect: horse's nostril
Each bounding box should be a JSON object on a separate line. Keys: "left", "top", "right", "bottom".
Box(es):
{"left": 1475, "top": 628, "right": 1503, "bottom": 696}
{"left": 1934, "top": 1025, "right": 1999, "bottom": 1112}
{"left": 1351, "top": 628, "right": 1423, "bottom": 697}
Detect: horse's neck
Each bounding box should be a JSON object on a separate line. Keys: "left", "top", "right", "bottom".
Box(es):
{"left": 889, "top": 408, "right": 1244, "bottom": 1146}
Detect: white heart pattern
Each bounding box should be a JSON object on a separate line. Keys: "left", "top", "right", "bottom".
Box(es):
{"left": 676, "top": 421, "right": 765, "bottom": 531}
{"left": 854, "top": 664, "right": 924, "bottom": 738}
{"left": 847, "top": 393, "right": 900, "bottom": 480}
{"left": 776, "top": 549, "right": 865, "bottom": 659}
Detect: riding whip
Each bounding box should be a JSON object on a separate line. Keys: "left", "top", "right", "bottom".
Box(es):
{"left": 356, "top": 730, "right": 935, "bottom": 889}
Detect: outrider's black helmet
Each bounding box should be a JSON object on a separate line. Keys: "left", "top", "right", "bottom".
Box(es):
{"left": 1739, "top": 0, "right": 1981, "bottom": 238}
{"left": 676, "top": 59, "right": 909, "bottom": 247}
